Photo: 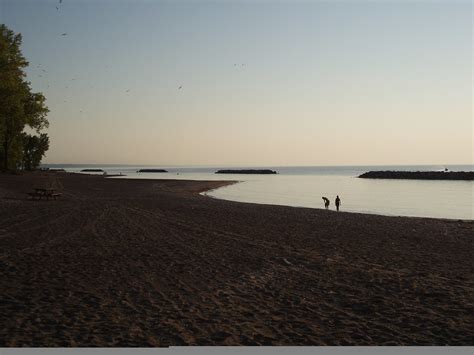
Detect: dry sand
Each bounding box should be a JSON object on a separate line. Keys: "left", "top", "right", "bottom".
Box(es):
{"left": 0, "top": 172, "right": 473, "bottom": 346}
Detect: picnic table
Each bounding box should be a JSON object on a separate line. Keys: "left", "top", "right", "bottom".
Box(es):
{"left": 28, "top": 187, "right": 62, "bottom": 200}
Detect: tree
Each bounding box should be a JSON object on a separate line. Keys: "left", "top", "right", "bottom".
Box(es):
{"left": 21, "top": 133, "right": 49, "bottom": 171}
{"left": 0, "top": 24, "right": 49, "bottom": 170}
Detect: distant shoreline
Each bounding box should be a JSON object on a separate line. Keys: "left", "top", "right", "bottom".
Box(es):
{"left": 41, "top": 164, "right": 474, "bottom": 172}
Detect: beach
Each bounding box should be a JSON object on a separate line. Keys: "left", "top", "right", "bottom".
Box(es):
{"left": 0, "top": 172, "right": 473, "bottom": 346}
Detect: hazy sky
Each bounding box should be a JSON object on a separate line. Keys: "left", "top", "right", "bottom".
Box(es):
{"left": 1, "top": 0, "right": 472, "bottom": 166}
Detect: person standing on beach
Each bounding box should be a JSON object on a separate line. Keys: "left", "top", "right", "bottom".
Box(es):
{"left": 322, "top": 197, "right": 330, "bottom": 209}
{"left": 335, "top": 195, "right": 341, "bottom": 211}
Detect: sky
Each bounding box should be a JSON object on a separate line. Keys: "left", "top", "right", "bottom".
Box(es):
{"left": 1, "top": 0, "right": 472, "bottom": 166}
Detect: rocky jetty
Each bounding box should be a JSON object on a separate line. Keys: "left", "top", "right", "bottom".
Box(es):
{"left": 215, "top": 169, "right": 277, "bottom": 174}
{"left": 137, "top": 169, "right": 168, "bottom": 173}
{"left": 359, "top": 171, "right": 474, "bottom": 181}
{"left": 80, "top": 169, "right": 104, "bottom": 173}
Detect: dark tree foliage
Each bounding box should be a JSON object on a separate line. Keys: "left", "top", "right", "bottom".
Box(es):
{"left": 0, "top": 24, "right": 49, "bottom": 170}
{"left": 21, "top": 133, "right": 49, "bottom": 171}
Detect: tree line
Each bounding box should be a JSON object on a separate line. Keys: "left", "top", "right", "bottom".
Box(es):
{"left": 0, "top": 24, "right": 49, "bottom": 171}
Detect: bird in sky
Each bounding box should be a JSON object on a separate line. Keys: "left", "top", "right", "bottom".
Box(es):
{"left": 126, "top": 89, "right": 130, "bottom": 93}
{"left": 60, "top": 0, "right": 63, "bottom": 4}
{"left": 178, "top": 86, "right": 182, "bottom": 90}
{"left": 61, "top": 33, "right": 67, "bottom": 36}
{"left": 56, "top": 6, "right": 59, "bottom": 10}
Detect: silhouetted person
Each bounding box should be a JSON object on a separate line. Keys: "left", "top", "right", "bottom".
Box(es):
{"left": 322, "top": 197, "right": 330, "bottom": 209}
{"left": 335, "top": 195, "right": 341, "bottom": 211}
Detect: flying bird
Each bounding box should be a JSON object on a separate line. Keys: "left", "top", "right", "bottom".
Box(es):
{"left": 178, "top": 86, "right": 182, "bottom": 90}
{"left": 61, "top": 33, "right": 67, "bottom": 36}
{"left": 56, "top": 6, "right": 59, "bottom": 10}
{"left": 125, "top": 89, "right": 130, "bottom": 93}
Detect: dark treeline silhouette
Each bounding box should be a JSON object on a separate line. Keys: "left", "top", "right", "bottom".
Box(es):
{"left": 359, "top": 171, "right": 473, "bottom": 181}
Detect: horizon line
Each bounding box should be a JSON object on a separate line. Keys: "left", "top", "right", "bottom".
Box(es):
{"left": 42, "top": 163, "right": 474, "bottom": 168}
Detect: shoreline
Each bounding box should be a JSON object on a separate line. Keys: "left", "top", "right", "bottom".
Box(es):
{"left": 197, "top": 179, "right": 472, "bottom": 223}
{"left": 203, "top": 184, "right": 473, "bottom": 223}
{"left": 13, "top": 172, "right": 470, "bottom": 224}
{"left": 107, "top": 173, "right": 473, "bottom": 222}
{"left": 1, "top": 172, "right": 473, "bottom": 346}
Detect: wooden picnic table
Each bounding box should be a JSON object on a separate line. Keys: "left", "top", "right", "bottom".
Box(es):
{"left": 28, "top": 187, "right": 62, "bottom": 200}
{"left": 35, "top": 187, "right": 55, "bottom": 193}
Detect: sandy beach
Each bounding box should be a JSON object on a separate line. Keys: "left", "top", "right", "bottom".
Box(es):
{"left": 0, "top": 171, "right": 473, "bottom": 346}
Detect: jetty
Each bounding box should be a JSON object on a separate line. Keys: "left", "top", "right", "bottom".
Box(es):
{"left": 359, "top": 171, "right": 473, "bottom": 181}
{"left": 215, "top": 169, "right": 277, "bottom": 174}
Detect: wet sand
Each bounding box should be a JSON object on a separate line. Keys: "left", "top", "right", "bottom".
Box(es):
{"left": 0, "top": 172, "right": 473, "bottom": 346}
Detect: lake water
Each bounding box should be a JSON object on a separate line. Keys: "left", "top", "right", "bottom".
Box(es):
{"left": 44, "top": 164, "right": 473, "bottom": 220}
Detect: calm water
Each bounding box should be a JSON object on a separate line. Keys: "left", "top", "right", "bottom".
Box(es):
{"left": 44, "top": 164, "right": 473, "bottom": 220}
